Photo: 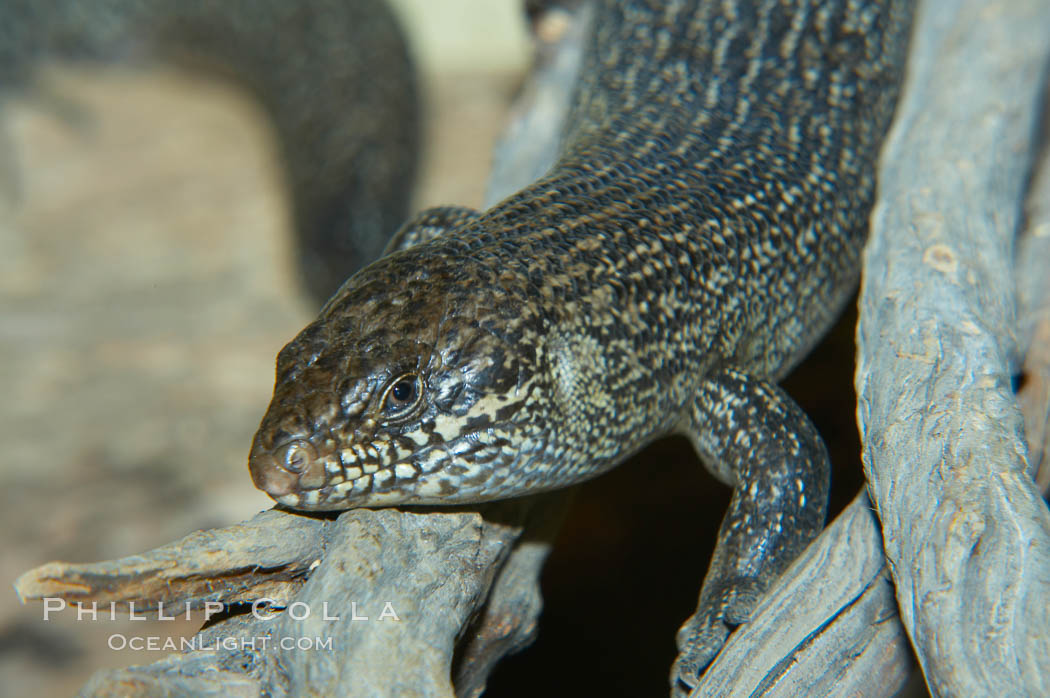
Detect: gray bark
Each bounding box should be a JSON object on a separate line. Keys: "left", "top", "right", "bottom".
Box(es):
{"left": 695, "top": 493, "right": 915, "bottom": 697}
{"left": 856, "top": 0, "right": 1050, "bottom": 695}
{"left": 15, "top": 499, "right": 567, "bottom": 698}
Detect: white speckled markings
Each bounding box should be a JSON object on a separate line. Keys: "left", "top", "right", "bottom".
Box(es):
{"left": 671, "top": 366, "right": 830, "bottom": 689}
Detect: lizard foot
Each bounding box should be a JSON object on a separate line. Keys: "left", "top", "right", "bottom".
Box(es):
{"left": 669, "top": 577, "right": 763, "bottom": 697}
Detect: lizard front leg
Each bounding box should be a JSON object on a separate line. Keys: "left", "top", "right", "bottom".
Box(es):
{"left": 671, "top": 366, "right": 830, "bottom": 696}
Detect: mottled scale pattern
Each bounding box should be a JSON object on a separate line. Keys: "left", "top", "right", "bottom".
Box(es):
{"left": 249, "top": 0, "right": 914, "bottom": 691}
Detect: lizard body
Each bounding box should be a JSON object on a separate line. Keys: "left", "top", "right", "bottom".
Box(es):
{"left": 250, "top": 0, "right": 914, "bottom": 689}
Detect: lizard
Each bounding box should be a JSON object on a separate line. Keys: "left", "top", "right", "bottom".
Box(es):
{"left": 248, "top": 0, "right": 915, "bottom": 690}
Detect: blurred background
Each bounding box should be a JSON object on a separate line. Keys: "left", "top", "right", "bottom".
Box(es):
{"left": 0, "top": 1, "right": 863, "bottom": 695}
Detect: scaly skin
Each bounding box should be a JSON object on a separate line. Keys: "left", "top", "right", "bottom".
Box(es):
{"left": 249, "top": 0, "right": 914, "bottom": 691}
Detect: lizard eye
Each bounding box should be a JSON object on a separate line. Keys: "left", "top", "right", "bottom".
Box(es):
{"left": 380, "top": 373, "right": 423, "bottom": 421}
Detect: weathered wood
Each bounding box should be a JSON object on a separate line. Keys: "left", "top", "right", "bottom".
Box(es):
{"left": 18, "top": 504, "right": 555, "bottom": 696}
{"left": 452, "top": 491, "right": 573, "bottom": 698}
{"left": 253, "top": 508, "right": 517, "bottom": 697}
{"left": 14, "top": 509, "right": 325, "bottom": 608}
{"left": 856, "top": 0, "right": 1050, "bottom": 696}
{"left": 485, "top": 0, "right": 590, "bottom": 203}
{"left": 696, "top": 493, "right": 915, "bottom": 697}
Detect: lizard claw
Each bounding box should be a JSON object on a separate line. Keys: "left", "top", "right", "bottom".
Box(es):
{"left": 669, "top": 610, "right": 728, "bottom": 697}
{"left": 669, "top": 577, "right": 763, "bottom": 696}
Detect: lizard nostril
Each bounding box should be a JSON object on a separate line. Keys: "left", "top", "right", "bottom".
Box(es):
{"left": 249, "top": 438, "right": 321, "bottom": 500}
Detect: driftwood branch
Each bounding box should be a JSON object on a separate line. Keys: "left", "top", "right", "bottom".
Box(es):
{"left": 13, "top": 0, "right": 1050, "bottom": 695}
{"left": 15, "top": 509, "right": 325, "bottom": 608}
{"left": 856, "top": 0, "right": 1050, "bottom": 696}
{"left": 695, "top": 492, "right": 915, "bottom": 697}
{"left": 15, "top": 499, "right": 569, "bottom": 697}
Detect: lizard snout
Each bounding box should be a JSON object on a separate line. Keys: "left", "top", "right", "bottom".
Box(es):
{"left": 249, "top": 439, "right": 321, "bottom": 499}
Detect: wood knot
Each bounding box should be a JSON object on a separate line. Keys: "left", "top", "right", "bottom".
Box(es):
{"left": 922, "top": 244, "right": 958, "bottom": 274}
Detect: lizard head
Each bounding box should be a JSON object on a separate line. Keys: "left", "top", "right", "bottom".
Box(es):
{"left": 248, "top": 244, "right": 556, "bottom": 510}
